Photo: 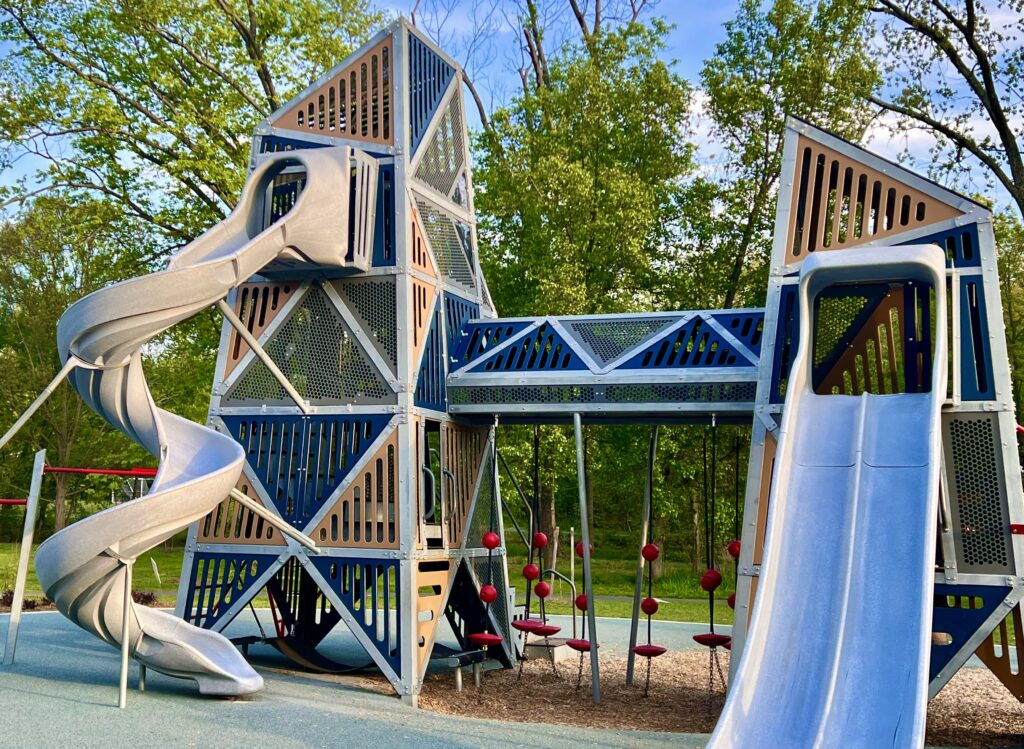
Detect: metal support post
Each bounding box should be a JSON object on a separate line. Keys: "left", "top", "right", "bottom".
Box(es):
{"left": 573, "top": 413, "right": 600, "bottom": 704}
{"left": 139, "top": 664, "right": 146, "bottom": 692}
{"left": 119, "top": 560, "right": 133, "bottom": 709}
{"left": 454, "top": 666, "right": 462, "bottom": 692}
{"left": 0, "top": 360, "right": 80, "bottom": 452}
{"left": 3, "top": 449, "right": 46, "bottom": 665}
{"left": 216, "top": 299, "right": 310, "bottom": 414}
{"left": 626, "top": 425, "right": 658, "bottom": 685}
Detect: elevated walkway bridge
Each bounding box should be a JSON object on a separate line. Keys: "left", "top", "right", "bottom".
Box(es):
{"left": 446, "top": 309, "right": 765, "bottom": 424}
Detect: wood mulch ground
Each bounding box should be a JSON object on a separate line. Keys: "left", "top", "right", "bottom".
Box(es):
{"left": 420, "top": 649, "right": 1024, "bottom": 748}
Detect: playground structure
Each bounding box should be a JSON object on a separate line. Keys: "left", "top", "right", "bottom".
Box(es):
{"left": 0, "top": 17, "right": 1019, "bottom": 747}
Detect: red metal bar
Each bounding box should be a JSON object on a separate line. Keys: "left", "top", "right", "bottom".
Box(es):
{"left": 43, "top": 466, "right": 157, "bottom": 478}
{"left": 0, "top": 499, "right": 27, "bottom": 506}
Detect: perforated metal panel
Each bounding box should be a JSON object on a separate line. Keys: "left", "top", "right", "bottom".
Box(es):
{"left": 467, "top": 444, "right": 496, "bottom": 545}
{"left": 566, "top": 318, "right": 675, "bottom": 365}
{"left": 944, "top": 413, "right": 1014, "bottom": 574}
{"left": 224, "top": 286, "right": 393, "bottom": 406}
{"left": 471, "top": 553, "right": 512, "bottom": 647}
{"left": 414, "top": 94, "right": 465, "bottom": 197}
{"left": 414, "top": 198, "right": 476, "bottom": 292}
{"left": 813, "top": 292, "right": 873, "bottom": 368}
{"left": 604, "top": 382, "right": 758, "bottom": 403}
{"left": 333, "top": 278, "right": 397, "bottom": 373}
{"left": 449, "top": 385, "right": 597, "bottom": 406}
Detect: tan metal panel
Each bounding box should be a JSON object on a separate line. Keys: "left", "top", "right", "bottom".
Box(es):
{"left": 224, "top": 282, "right": 299, "bottom": 378}
{"left": 443, "top": 423, "right": 488, "bottom": 547}
{"left": 411, "top": 279, "right": 435, "bottom": 369}
{"left": 416, "top": 561, "right": 453, "bottom": 668}
{"left": 308, "top": 430, "right": 400, "bottom": 549}
{"left": 977, "top": 602, "right": 1024, "bottom": 702}
{"left": 784, "top": 136, "right": 963, "bottom": 264}
{"left": 410, "top": 200, "right": 437, "bottom": 278}
{"left": 270, "top": 37, "right": 393, "bottom": 146}
{"left": 196, "top": 474, "right": 286, "bottom": 546}
{"left": 816, "top": 289, "right": 906, "bottom": 396}
{"left": 752, "top": 432, "right": 777, "bottom": 568}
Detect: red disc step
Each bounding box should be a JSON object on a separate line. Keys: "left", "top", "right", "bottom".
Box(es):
{"left": 566, "top": 639, "right": 596, "bottom": 652}
{"left": 693, "top": 633, "right": 731, "bottom": 649}
{"left": 468, "top": 633, "right": 504, "bottom": 647}
{"left": 533, "top": 624, "right": 561, "bottom": 637}
{"left": 632, "top": 644, "right": 667, "bottom": 658}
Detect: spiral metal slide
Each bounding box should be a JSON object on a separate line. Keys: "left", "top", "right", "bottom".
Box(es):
{"left": 34, "top": 147, "right": 353, "bottom": 696}
{"left": 708, "top": 246, "right": 948, "bottom": 748}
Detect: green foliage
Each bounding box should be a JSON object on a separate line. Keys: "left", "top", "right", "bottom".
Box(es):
{"left": 995, "top": 212, "right": 1024, "bottom": 438}
{"left": 0, "top": 0, "right": 384, "bottom": 245}
{"left": 690, "top": 0, "right": 879, "bottom": 308}
{"left": 474, "top": 21, "right": 694, "bottom": 317}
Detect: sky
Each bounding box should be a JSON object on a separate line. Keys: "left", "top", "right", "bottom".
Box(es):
{"left": 1, "top": 1, "right": 1014, "bottom": 211}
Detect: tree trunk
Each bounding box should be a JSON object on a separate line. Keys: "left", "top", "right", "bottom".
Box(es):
{"left": 691, "top": 491, "right": 703, "bottom": 576}
{"left": 53, "top": 473, "right": 69, "bottom": 530}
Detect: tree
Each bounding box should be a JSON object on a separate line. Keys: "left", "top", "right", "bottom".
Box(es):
{"left": 697, "top": 0, "right": 879, "bottom": 308}
{"left": 0, "top": 197, "right": 157, "bottom": 531}
{"left": 474, "top": 19, "right": 693, "bottom": 318}
{"left": 869, "top": 1, "right": 1024, "bottom": 218}
{"left": 0, "top": 0, "right": 383, "bottom": 247}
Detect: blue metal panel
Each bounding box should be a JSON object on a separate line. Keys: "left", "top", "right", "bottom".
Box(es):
{"left": 902, "top": 223, "right": 981, "bottom": 269}
{"left": 620, "top": 316, "right": 753, "bottom": 370}
{"left": 258, "top": 135, "right": 331, "bottom": 153}
{"left": 449, "top": 321, "right": 534, "bottom": 370}
{"left": 443, "top": 293, "right": 479, "bottom": 356}
{"left": 929, "top": 583, "right": 1010, "bottom": 683}
{"left": 468, "top": 322, "right": 588, "bottom": 372}
{"left": 372, "top": 164, "right": 396, "bottom": 266}
{"left": 959, "top": 274, "right": 995, "bottom": 400}
{"left": 415, "top": 300, "right": 446, "bottom": 411}
{"left": 712, "top": 311, "right": 766, "bottom": 358}
{"left": 408, "top": 34, "right": 454, "bottom": 154}
{"left": 184, "top": 551, "right": 280, "bottom": 631}
{"left": 310, "top": 555, "right": 401, "bottom": 673}
{"left": 770, "top": 285, "right": 800, "bottom": 404}
{"left": 221, "top": 415, "right": 393, "bottom": 525}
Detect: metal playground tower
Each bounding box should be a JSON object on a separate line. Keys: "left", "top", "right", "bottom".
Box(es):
{"left": 175, "top": 20, "right": 512, "bottom": 704}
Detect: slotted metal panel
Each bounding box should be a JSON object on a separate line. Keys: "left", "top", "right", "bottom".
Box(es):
{"left": 450, "top": 321, "right": 534, "bottom": 369}
{"left": 414, "top": 198, "right": 476, "bottom": 293}
{"left": 222, "top": 414, "right": 393, "bottom": 525}
{"left": 184, "top": 552, "right": 280, "bottom": 630}
{"left": 712, "top": 311, "right": 765, "bottom": 357}
{"left": 310, "top": 555, "right": 401, "bottom": 673}
{"left": 224, "top": 286, "right": 393, "bottom": 406}
{"left": 414, "top": 93, "right": 465, "bottom": 197}
{"left": 415, "top": 300, "right": 446, "bottom": 411}
{"left": 443, "top": 294, "right": 479, "bottom": 355}
{"left": 619, "top": 316, "right": 749, "bottom": 369}
{"left": 468, "top": 322, "right": 587, "bottom": 372}
{"left": 408, "top": 34, "right": 455, "bottom": 153}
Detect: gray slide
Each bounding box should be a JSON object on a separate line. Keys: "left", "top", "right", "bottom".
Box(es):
{"left": 35, "top": 146, "right": 356, "bottom": 695}
{"left": 709, "top": 246, "right": 948, "bottom": 748}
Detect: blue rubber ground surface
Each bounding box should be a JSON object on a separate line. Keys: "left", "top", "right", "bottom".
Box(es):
{"left": 0, "top": 611, "right": 979, "bottom": 748}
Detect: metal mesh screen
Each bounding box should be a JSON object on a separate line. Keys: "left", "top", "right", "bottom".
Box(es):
{"left": 448, "top": 381, "right": 756, "bottom": 407}
{"left": 225, "top": 286, "right": 393, "bottom": 406}
{"left": 814, "top": 294, "right": 870, "bottom": 367}
{"left": 945, "top": 414, "right": 1013, "bottom": 573}
{"left": 414, "top": 94, "right": 465, "bottom": 197}
{"left": 471, "top": 554, "right": 512, "bottom": 649}
{"left": 467, "top": 446, "right": 496, "bottom": 545}
{"left": 567, "top": 318, "right": 674, "bottom": 365}
{"left": 448, "top": 385, "right": 596, "bottom": 405}
{"left": 414, "top": 198, "right": 476, "bottom": 292}
{"left": 333, "top": 278, "right": 397, "bottom": 372}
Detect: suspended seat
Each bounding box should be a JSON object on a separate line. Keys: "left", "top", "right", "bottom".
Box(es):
{"left": 468, "top": 633, "right": 504, "bottom": 647}
{"left": 511, "top": 618, "right": 543, "bottom": 633}
{"left": 632, "top": 644, "right": 667, "bottom": 658}
{"left": 533, "top": 624, "right": 561, "bottom": 637}
{"left": 566, "top": 639, "right": 596, "bottom": 653}
{"left": 693, "top": 633, "right": 731, "bottom": 649}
